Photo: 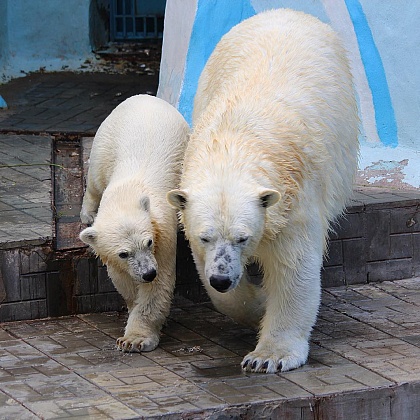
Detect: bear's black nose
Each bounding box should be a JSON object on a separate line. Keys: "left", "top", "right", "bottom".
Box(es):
{"left": 210, "top": 274, "right": 231, "bottom": 293}
{"left": 143, "top": 268, "right": 157, "bottom": 282}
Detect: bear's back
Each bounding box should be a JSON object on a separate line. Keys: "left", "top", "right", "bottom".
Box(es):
{"left": 190, "top": 8, "right": 359, "bottom": 227}
{"left": 194, "top": 9, "right": 355, "bottom": 130}
{"left": 90, "top": 95, "right": 189, "bottom": 189}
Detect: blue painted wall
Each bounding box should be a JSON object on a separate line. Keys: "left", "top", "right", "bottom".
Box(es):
{"left": 0, "top": 0, "right": 93, "bottom": 81}
{"left": 359, "top": 1, "right": 419, "bottom": 150}
{"left": 0, "top": 1, "right": 8, "bottom": 74}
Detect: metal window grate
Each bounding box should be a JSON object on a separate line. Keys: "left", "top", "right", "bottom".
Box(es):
{"left": 110, "top": 0, "right": 165, "bottom": 40}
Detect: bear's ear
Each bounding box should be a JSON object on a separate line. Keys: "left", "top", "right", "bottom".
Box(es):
{"left": 167, "top": 189, "right": 188, "bottom": 210}
{"left": 139, "top": 196, "right": 150, "bottom": 212}
{"left": 80, "top": 227, "right": 98, "bottom": 245}
{"left": 258, "top": 188, "right": 281, "bottom": 208}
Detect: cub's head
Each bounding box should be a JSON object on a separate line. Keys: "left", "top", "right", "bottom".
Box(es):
{"left": 80, "top": 196, "right": 158, "bottom": 283}
{"left": 167, "top": 185, "right": 280, "bottom": 293}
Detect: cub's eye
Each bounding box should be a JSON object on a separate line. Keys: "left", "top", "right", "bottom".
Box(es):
{"left": 118, "top": 251, "right": 129, "bottom": 259}
{"left": 147, "top": 239, "right": 153, "bottom": 248}
{"left": 237, "top": 236, "right": 249, "bottom": 244}
{"left": 200, "top": 237, "right": 210, "bottom": 244}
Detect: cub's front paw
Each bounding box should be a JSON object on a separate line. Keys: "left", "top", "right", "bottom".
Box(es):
{"left": 241, "top": 339, "right": 309, "bottom": 373}
{"left": 116, "top": 332, "right": 159, "bottom": 353}
{"left": 80, "top": 209, "right": 96, "bottom": 225}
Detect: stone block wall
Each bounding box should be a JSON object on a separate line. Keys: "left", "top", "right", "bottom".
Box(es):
{"left": 323, "top": 197, "right": 420, "bottom": 287}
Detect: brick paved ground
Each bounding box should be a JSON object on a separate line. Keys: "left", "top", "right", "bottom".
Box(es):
{"left": 0, "top": 72, "right": 158, "bottom": 134}
{"left": 1, "top": 279, "right": 420, "bottom": 418}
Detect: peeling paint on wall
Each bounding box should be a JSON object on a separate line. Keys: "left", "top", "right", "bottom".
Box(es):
{"left": 358, "top": 159, "right": 408, "bottom": 189}
{"left": 358, "top": 143, "right": 420, "bottom": 190}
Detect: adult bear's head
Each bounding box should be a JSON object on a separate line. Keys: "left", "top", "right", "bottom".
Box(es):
{"left": 168, "top": 184, "right": 280, "bottom": 293}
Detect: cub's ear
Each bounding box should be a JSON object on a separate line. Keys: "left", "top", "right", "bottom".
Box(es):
{"left": 167, "top": 189, "right": 188, "bottom": 210}
{"left": 258, "top": 188, "right": 281, "bottom": 208}
{"left": 140, "top": 195, "right": 150, "bottom": 212}
{"left": 80, "top": 227, "right": 98, "bottom": 245}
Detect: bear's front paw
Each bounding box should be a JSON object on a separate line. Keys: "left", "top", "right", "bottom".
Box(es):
{"left": 241, "top": 339, "right": 308, "bottom": 373}
{"left": 116, "top": 333, "right": 159, "bottom": 353}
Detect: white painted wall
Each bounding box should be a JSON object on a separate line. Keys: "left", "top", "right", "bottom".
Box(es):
{"left": 158, "top": 0, "right": 420, "bottom": 190}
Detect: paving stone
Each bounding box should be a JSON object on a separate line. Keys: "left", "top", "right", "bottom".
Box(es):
{"left": 0, "top": 279, "right": 420, "bottom": 417}
{"left": 0, "top": 394, "right": 38, "bottom": 419}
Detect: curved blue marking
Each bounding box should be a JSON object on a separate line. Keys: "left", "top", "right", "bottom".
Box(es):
{"left": 345, "top": 0, "right": 398, "bottom": 147}
{"left": 178, "top": 0, "right": 255, "bottom": 125}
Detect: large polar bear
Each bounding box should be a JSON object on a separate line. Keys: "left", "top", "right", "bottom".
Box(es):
{"left": 168, "top": 9, "right": 359, "bottom": 373}
{"left": 80, "top": 94, "right": 189, "bottom": 352}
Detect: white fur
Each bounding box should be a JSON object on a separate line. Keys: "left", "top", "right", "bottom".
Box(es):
{"left": 168, "top": 9, "right": 359, "bottom": 373}
{"left": 80, "top": 94, "right": 189, "bottom": 352}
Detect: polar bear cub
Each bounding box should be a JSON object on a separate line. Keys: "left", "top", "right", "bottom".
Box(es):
{"left": 168, "top": 9, "right": 359, "bottom": 373}
{"left": 80, "top": 94, "right": 189, "bottom": 352}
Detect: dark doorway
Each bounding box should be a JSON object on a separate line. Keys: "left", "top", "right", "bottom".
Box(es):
{"left": 110, "top": 0, "right": 166, "bottom": 41}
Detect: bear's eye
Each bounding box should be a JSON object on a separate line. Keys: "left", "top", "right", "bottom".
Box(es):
{"left": 237, "top": 236, "right": 249, "bottom": 244}
{"left": 200, "top": 237, "right": 210, "bottom": 244}
{"left": 147, "top": 239, "right": 153, "bottom": 248}
{"left": 118, "top": 251, "right": 129, "bottom": 259}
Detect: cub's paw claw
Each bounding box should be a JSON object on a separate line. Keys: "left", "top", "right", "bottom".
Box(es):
{"left": 116, "top": 334, "right": 159, "bottom": 353}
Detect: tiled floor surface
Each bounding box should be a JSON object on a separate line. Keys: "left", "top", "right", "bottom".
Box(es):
{"left": 0, "top": 134, "right": 52, "bottom": 248}
{"left": 1, "top": 278, "right": 420, "bottom": 418}
{"left": 0, "top": 72, "right": 158, "bottom": 134}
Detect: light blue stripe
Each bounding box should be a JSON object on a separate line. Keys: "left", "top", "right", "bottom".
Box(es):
{"left": 179, "top": 0, "right": 255, "bottom": 125}
{"left": 345, "top": 0, "right": 398, "bottom": 147}
{"left": 0, "top": 96, "right": 7, "bottom": 109}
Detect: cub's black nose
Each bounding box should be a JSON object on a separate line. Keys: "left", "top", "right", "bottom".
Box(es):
{"left": 210, "top": 274, "right": 231, "bottom": 292}
{"left": 143, "top": 268, "right": 157, "bottom": 282}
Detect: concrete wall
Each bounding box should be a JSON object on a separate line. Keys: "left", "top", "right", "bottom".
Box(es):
{"left": 0, "top": 0, "right": 95, "bottom": 82}
{"left": 157, "top": 0, "right": 420, "bottom": 190}
{"left": 0, "top": 1, "right": 8, "bottom": 74}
